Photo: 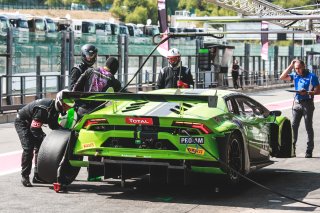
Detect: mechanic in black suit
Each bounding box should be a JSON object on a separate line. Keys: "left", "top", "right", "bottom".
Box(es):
{"left": 15, "top": 91, "right": 73, "bottom": 187}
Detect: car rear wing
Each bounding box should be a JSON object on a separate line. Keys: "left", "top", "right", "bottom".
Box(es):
{"left": 62, "top": 91, "right": 218, "bottom": 108}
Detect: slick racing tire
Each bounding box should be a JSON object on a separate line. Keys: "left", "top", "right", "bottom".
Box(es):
{"left": 225, "top": 133, "right": 244, "bottom": 184}
{"left": 37, "top": 130, "right": 81, "bottom": 185}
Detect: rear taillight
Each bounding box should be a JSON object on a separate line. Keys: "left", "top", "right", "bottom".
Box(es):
{"left": 83, "top": 118, "right": 108, "bottom": 129}
{"left": 172, "top": 121, "right": 212, "bottom": 134}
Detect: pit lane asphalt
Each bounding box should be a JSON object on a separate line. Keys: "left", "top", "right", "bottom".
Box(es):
{"left": 1, "top": 88, "right": 320, "bottom": 213}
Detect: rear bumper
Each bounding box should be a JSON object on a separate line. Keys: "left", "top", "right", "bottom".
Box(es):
{"left": 70, "top": 157, "right": 225, "bottom": 177}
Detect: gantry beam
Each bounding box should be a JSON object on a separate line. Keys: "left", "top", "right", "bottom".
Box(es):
{"left": 205, "top": 0, "right": 312, "bottom": 31}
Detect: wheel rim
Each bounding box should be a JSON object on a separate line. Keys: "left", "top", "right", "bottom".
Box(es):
{"left": 228, "top": 137, "right": 242, "bottom": 181}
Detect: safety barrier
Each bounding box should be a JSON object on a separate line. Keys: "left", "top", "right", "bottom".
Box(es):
{"left": 0, "top": 74, "right": 65, "bottom": 113}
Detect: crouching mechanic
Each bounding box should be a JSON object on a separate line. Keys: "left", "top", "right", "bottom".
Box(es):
{"left": 15, "top": 90, "right": 73, "bottom": 187}
{"left": 156, "top": 48, "right": 194, "bottom": 89}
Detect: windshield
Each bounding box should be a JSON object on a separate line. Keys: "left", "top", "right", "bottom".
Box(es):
{"left": 17, "top": 20, "right": 28, "bottom": 28}
{"left": 96, "top": 23, "right": 105, "bottom": 30}
{"left": 46, "top": 22, "right": 56, "bottom": 32}
{"left": 0, "top": 19, "right": 8, "bottom": 31}
{"left": 119, "top": 26, "right": 128, "bottom": 35}
{"left": 127, "top": 26, "right": 134, "bottom": 36}
{"left": 82, "top": 22, "right": 96, "bottom": 34}
{"left": 46, "top": 19, "right": 56, "bottom": 32}
{"left": 35, "top": 19, "right": 45, "bottom": 31}
{"left": 111, "top": 24, "right": 119, "bottom": 35}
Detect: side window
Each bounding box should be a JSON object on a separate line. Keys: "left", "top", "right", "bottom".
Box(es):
{"left": 234, "top": 98, "right": 249, "bottom": 116}
{"left": 234, "top": 97, "right": 265, "bottom": 117}
{"left": 226, "top": 99, "right": 235, "bottom": 113}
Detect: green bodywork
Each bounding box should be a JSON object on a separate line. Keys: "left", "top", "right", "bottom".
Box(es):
{"left": 63, "top": 89, "right": 292, "bottom": 175}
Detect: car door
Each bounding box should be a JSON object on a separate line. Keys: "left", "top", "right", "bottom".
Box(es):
{"left": 232, "top": 95, "right": 270, "bottom": 163}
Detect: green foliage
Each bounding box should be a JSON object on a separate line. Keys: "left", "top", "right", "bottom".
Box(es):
{"left": 110, "top": 0, "right": 158, "bottom": 25}
{"left": 110, "top": 0, "right": 126, "bottom": 21}
{"left": 45, "top": 0, "right": 63, "bottom": 5}
{"left": 177, "top": 0, "right": 236, "bottom": 17}
{"left": 73, "top": 0, "right": 86, "bottom": 4}
{"left": 61, "top": 0, "right": 73, "bottom": 4}
{"left": 125, "top": 6, "right": 148, "bottom": 24}
{"left": 124, "top": 0, "right": 148, "bottom": 11}
{"left": 166, "top": 0, "right": 179, "bottom": 15}
{"left": 96, "top": 0, "right": 113, "bottom": 7}
{"left": 147, "top": 0, "right": 158, "bottom": 25}
{"left": 177, "top": 0, "right": 197, "bottom": 10}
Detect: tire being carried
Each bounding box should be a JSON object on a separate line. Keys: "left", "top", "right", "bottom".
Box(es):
{"left": 37, "top": 129, "right": 81, "bottom": 185}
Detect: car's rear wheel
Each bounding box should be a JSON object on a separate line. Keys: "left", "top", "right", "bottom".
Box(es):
{"left": 37, "top": 130, "right": 81, "bottom": 184}
{"left": 226, "top": 133, "right": 244, "bottom": 184}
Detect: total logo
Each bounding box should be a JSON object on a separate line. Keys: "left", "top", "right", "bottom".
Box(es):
{"left": 125, "top": 117, "right": 153, "bottom": 125}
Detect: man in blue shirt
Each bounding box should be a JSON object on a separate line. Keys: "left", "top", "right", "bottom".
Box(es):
{"left": 280, "top": 59, "right": 320, "bottom": 158}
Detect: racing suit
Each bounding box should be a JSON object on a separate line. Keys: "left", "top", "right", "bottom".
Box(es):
{"left": 72, "top": 67, "right": 122, "bottom": 114}
{"left": 14, "top": 99, "right": 60, "bottom": 181}
{"left": 69, "top": 63, "right": 93, "bottom": 91}
{"left": 156, "top": 65, "right": 194, "bottom": 89}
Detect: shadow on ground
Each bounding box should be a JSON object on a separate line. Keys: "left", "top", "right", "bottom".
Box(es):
{"left": 59, "top": 168, "right": 320, "bottom": 212}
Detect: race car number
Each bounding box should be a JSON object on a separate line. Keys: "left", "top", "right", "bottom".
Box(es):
{"left": 180, "top": 137, "right": 204, "bottom": 144}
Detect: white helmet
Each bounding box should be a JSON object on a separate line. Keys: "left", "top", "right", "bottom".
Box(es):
{"left": 55, "top": 89, "right": 74, "bottom": 113}
{"left": 167, "top": 48, "right": 181, "bottom": 67}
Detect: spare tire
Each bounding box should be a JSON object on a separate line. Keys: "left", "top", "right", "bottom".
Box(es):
{"left": 37, "top": 129, "right": 81, "bottom": 184}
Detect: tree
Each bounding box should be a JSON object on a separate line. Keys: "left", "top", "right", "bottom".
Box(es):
{"left": 124, "top": 0, "right": 148, "bottom": 12}
{"left": 125, "top": 6, "right": 148, "bottom": 24}
{"left": 178, "top": 0, "right": 236, "bottom": 17}
{"left": 110, "top": 0, "right": 157, "bottom": 24}
{"left": 45, "top": 0, "right": 63, "bottom": 6}
{"left": 96, "top": 0, "right": 113, "bottom": 7}
{"left": 146, "top": 0, "right": 158, "bottom": 25}
{"left": 110, "top": 0, "right": 127, "bottom": 21}
{"left": 61, "top": 0, "right": 73, "bottom": 4}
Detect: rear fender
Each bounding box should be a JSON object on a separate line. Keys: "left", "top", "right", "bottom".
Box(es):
{"left": 270, "top": 116, "right": 293, "bottom": 158}
{"left": 278, "top": 118, "right": 293, "bottom": 158}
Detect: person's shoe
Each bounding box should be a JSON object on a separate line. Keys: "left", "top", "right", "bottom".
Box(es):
{"left": 21, "top": 176, "right": 32, "bottom": 187}
{"left": 32, "top": 173, "right": 47, "bottom": 184}
{"left": 305, "top": 152, "right": 312, "bottom": 158}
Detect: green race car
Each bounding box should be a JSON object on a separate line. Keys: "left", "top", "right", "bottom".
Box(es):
{"left": 37, "top": 88, "right": 293, "bottom": 190}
